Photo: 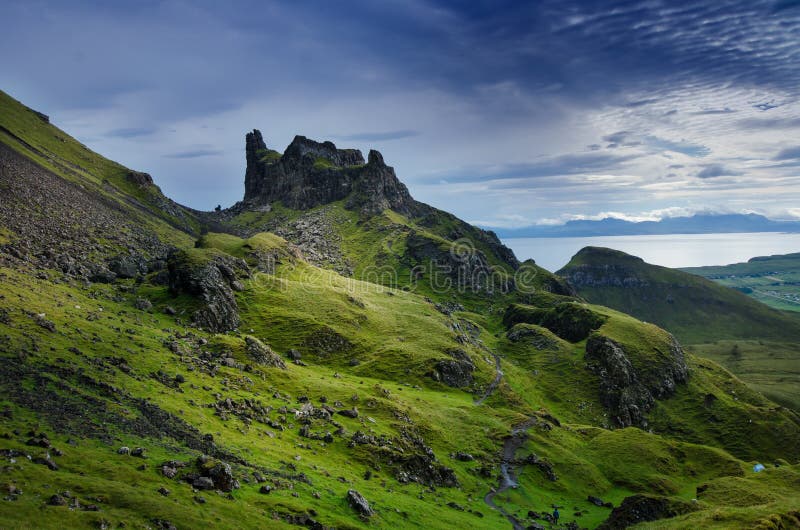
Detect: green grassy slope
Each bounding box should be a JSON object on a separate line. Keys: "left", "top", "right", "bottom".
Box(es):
{"left": 685, "top": 340, "right": 800, "bottom": 410}
{"left": 683, "top": 252, "right": 800, "bottom": 312}
{"left": 3, "top": 254, "right": 800, "bottom": 530}
{"left": 216, "top": 200, "right": 567, "bottom": 314}
{"left": 1, "top": 92, "right": 800, "bottom": 529}
{"left": 0, "top": 89, "right": 200, "bottom": 243}
{"left": 558, "top": 247, "right": 800, "bottom": 411}
{"left": 558, "top": 247, "right": 800, "bottom": 344}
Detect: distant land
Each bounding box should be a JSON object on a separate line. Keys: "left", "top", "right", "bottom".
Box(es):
{"left": 683, "top": 252, "right": 800, "bottom": 313}
{"left": 493, "top": 213, "right": 800, "bottom": 238}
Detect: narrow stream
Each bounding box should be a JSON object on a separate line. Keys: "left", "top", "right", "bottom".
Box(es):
{"left": 483, "top": 418, "right": 539, "bottom": 529}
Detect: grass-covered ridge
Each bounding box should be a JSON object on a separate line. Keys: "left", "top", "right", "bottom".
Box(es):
{"left": 558, "top": 247, "right": 800, "bottom": 411}
{"left": 558, "top": 246, "right": 800, "bottom": 344}
{"left": 0, "top": 89, "right": 200, "bottom": 242}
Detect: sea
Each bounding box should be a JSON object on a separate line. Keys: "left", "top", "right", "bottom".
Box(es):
{"left": 503, "top": 232, "right": 800, "bottom": 272}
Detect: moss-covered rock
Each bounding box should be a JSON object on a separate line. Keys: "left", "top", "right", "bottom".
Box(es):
{"left": 503, "top": 302, "right": 606, "bottom": 342}
{"left": 585, "top": 333, "right": 688, "bottom": 427}
{"left": 167, "top": 249, "right": 250, "bottom": 332}
{"left": 597, "top": 494, "right": 699, "bottom": 529}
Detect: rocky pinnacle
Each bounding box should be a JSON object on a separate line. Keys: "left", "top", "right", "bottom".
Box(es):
{"left": 242, "top": 130, "right": 419, "bottom": 216}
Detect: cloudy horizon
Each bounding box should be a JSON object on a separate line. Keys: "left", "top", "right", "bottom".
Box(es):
{"left": 2, "top": 0, "right": 800, "bottom": 228}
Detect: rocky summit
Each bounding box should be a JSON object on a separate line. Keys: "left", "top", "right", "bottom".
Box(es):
{"left": 242, "top": 130, "right": 420, "bottom": 216}
{"left": 1, "top": 88, "right": 800, "bottom": 530}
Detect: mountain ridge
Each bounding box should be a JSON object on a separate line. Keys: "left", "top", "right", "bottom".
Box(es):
{"left": 494, "top": 213, "right": 800, "bottom": 238}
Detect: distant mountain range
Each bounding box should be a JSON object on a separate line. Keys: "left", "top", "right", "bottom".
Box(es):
{"left": 494, "top": 213, "right": 800, "bottom": 238}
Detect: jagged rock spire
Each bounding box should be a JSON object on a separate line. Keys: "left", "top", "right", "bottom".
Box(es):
{"left": 244, "top": 129, "right": 268, "bottom": 200}
{"left": 241, "top": 131, "right": 417, "bottom": 216}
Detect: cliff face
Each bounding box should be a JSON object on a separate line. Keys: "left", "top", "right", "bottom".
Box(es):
{"left": 234, "top": 129, "right": 522, "bottom": 275}
{"left": 242, "top": 130, "right": 419, "bottom": 216}
{"left": 585, "top": 333, "right": 688, "bottom": 428}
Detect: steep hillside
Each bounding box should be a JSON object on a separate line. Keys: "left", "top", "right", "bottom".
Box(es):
{"left": 558, "top": 247, "right": 800, "bottom": 344}
{"left": 683, "top": 252, "right": 800, "bottom": 312}
{"left": 0, "top": 90, "right": 199, "bottom": 240}
{"left": 558, "top": 246, "right": 800, "bottom": 409}
{"left": 1, "top": 91, "right": 800, "bottom": 530}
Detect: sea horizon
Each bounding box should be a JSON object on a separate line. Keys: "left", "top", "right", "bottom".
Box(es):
{"left": 504, "top": 232, "right": 800, "bottom": 273}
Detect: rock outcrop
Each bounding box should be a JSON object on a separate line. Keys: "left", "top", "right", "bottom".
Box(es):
{"left": 598, "top": 494, "right": 698, "bottom": 529}
{"left": 231, "top": 129, "right": 522, "bottom": 280}
{"left": 506, "top": 323, "right": 563, "bottom": 350}
{"left": 244, "top": 336, "right": 287, "bottom": 369}
{"left": 346, "top": 489, "right": 374, "bottom": 517}
{"left": 242, "top": 130, "right": 418, "bottom": 216}
{"left": 503, "top": 302, "right": 607, "bottom": 342}
{"left": 585, "top": 334, "right": 688, "bottom": 427}
{"left": 125, "top": 170, "right": 154, "bottom": 188}
{"left": 167, "top": 251, "right": 250, "bottom": 332}
{"left": 406, "top": 231, "right": 513, "bottom": 293}
{"left": 431, "top": 348, "right": 475, "bottom": 388}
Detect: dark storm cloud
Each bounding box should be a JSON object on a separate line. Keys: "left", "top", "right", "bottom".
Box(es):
{"left": 442, "top": 152, "right": 640, "bottom": 183}
{"left": 754, "top": 102, "right": 781, "bottom": 111}
{"left": 5, "top": 0, "right": 800, "bottom": 124}
{"left": 623, "top": 99, "right": 660, "bottom": 108}
{"left": 602, "top": 131, "right": 630, "bottom": 144}
{"left": 690, "top": 108, "right": 737, "bottom": 115}
{"left": 740, "top": 117, "right": 800, "bottom": 129}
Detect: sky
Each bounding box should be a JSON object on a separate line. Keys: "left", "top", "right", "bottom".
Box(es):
{"left": 2, "top": 0, "right": 800, "bottom": 228}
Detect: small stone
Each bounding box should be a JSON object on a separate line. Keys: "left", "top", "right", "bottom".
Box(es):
{"left": 134, "top": 298, "right": 152, "bottom": 311}
{"left": 193, "top": 477, "right": 215, "bottom": 490}
{"left": 48, "top": 494, "right": 67, "bottom": 506}
{"left": 338, "top": 408, "right": 359, "bottom": 419}
{"left": 588, "top": 495, "right": 608, "bottom": 507}
{"left": 346, "top": 489, "right": 373, "bottom": 517}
